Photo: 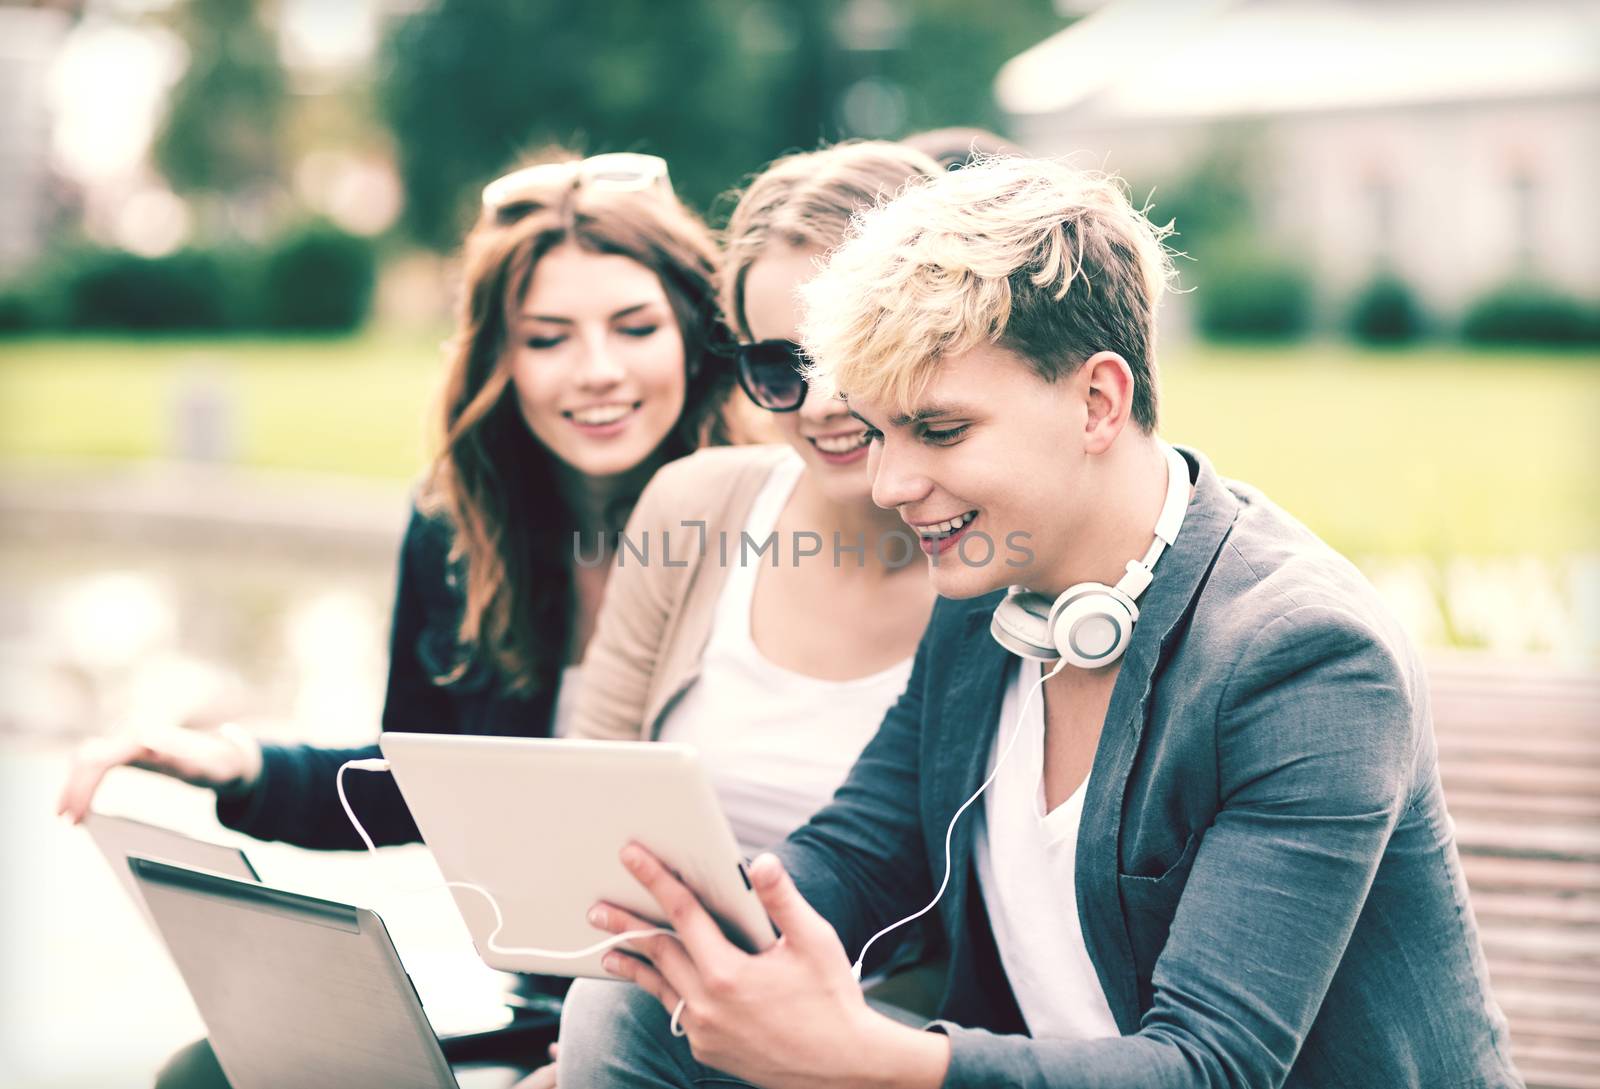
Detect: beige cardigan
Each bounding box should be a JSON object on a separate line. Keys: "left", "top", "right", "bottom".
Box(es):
{"left": 572, "top": 444, "right": 793, "bottom": 742}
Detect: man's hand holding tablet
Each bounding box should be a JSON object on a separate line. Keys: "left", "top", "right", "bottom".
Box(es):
{"left": 591, "top": 844, "right": 951, "bottom": 1089}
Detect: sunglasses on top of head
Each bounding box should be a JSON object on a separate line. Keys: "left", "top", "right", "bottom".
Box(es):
{"left": 481, "top": 153, "right": 673, "bottom": 220}
{"left": 733, "top": 338, "right": 810, "bottom": 412}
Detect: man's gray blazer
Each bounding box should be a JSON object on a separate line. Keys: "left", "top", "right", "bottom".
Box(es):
{"left": 779, "top": 447, "right": 1523, "bottom": 1088}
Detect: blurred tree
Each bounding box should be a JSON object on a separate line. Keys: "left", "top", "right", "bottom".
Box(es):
{"left": 376, "top": 0, "right": 1066, "bottom": 249}
{"left": 154, "top": 0, "right": 287, "bottom": 201}
{"left": 378, "top": 0, "right": 796, "bottom": 248}
{"left": 1145, "top": 129, "right": 1260, "bottom": 261}
{"left": 870, "top": 0, "right": 1063, "bottom": 137}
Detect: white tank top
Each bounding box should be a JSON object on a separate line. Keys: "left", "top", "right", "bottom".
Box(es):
{"left": 656, "top": 452, "right": 914, "bottom": 856}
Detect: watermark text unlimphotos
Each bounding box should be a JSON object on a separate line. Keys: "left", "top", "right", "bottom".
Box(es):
{"left": 573, "top": 522, "right": 1034, "bottom": 570}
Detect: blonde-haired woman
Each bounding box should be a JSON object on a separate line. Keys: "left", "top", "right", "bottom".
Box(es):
{"left": 543, "top": 141, "right": 944, "bottom": 1085}
{"left": 575, "top": 139, "right": 942, "bottom": 850}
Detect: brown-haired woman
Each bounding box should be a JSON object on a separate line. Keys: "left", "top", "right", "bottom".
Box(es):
{"left": 56, "top": 151, "right": 734, "bottom": 1083}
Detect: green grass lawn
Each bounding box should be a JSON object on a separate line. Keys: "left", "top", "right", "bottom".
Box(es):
{"left": 1159, "top": 343, "right": 1599, "bottom": 558}
{"left": 2, "top": 333, "right": 1596, "bottom": 558}
{"left": 0, "top": 331, "right": 445, "bottom": 480}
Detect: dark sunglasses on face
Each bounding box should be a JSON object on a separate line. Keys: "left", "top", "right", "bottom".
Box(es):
{"left": 734, "top": 338, "right": 809, "bottom": 412}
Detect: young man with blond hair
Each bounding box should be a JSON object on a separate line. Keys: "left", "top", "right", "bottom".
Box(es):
{"left": 560, "top": 158, "right": 1523, "bottom": 1088}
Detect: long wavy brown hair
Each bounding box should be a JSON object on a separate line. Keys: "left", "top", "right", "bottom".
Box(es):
{"left": 421, "top": 162, "right": 730, "bottom": 699}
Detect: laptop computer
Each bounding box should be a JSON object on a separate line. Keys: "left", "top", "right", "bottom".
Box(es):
{"left": 83, "top": 811, "right": 260, "bottom": 931}
{"left": 130, "top": 857, "right": 549, "bottom": 1088}
{"left": 85, "top": 811, "right": 542, "bottom": 1047}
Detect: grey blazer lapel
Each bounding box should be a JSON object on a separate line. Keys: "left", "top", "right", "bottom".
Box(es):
{"left": 1075, "top": 446, "right": 1241, "bottom": 1033}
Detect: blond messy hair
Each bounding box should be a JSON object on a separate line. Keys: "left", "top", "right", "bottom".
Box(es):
{"left": 720, "top": 141, "right": 942, "bottom": 339}
{"left": 797, "top": 156, "right": 1176, "bottom": 431}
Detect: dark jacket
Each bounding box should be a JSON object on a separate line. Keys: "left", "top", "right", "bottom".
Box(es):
{"left": 217, "top": 504, "right": 556, "bottom": 849}
{"left": 778, "top": 447, "right": 1522, "bottom": 1089}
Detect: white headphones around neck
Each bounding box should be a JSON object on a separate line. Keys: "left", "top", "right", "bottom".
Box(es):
{"left": 990, "top": 442, "right": 1191, "bottom": 669}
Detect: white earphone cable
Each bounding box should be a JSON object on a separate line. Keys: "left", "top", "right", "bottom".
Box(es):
{"left": 849, "top": 656, "right": 1067, "bottom": 980}
{"left": 336, "top": 760, "right": 673, "bottom": 961}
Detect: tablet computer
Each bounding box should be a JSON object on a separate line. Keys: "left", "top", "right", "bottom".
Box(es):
{"left": 377, "top": 734, "right": 776, "bottom": 978}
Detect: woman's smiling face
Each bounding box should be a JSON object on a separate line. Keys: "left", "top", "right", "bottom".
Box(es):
{"left": 506, "top": 244, "right": 687, "bottom": 479}
{"left": 740, "top": 242, "right": 875, "bottom": 506}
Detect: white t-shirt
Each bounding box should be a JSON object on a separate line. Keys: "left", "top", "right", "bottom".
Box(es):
{"left": 974, "top": 656, "right": 1121, "bottom": 1040}
{"left": 657, "top": 452, "right": 914, "bottom": 856}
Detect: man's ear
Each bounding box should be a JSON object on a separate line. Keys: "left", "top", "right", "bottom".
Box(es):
{"left": 1079, "top": 351, "right": 1135, "bottom": 455}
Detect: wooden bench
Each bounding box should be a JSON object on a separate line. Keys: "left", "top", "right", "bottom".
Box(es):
{"left": 1430, "top": 657, "right": 1600, "bottom": 1089}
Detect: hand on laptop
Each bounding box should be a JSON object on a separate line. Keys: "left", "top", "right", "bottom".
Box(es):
{"left": 590, "top": 844, "right": 950, "bottom": 1089}
{"left": 56, "top": 722, "right": 264, "bottom": 823}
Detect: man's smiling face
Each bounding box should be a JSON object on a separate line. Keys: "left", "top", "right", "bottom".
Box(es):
{"left": 848, "top": 343, "right": 1093, "bottom": 599}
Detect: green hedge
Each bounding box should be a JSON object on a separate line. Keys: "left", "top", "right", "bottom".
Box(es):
{"left": 1193, "top": 240, "right": 1314, "bottom": 341}
{"left": 1462, "top": 281, "right": 1600, "bottom": 346}
{"left": 261, "top": 222, "right": 378, "bottom": 331}
{"left": 1347, "top": 274, "right": 1425, "bottom": 345}
{"left": 0, "top": 287, "right": 38, "bottom": 333}
{"left": 59, "top": 248, "right": 235, "bottom": 330}
{"left": 2, "top": 220, "right": 377, "bottom": 335}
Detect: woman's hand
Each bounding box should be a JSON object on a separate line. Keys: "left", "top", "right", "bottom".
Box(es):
{"left": 56, "top": 722, "right": 263, "bottom": 823}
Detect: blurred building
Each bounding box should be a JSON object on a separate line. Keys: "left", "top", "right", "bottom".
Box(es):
{"left": 997, "top": 0, "right": 1600, "bottom": 318}
{"left": 0, "top": 6, "right": 72, "bottom": 274}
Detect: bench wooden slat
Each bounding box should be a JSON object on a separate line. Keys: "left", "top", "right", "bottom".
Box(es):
{"left": 1471, "top": 891, "right": 1600, "bottom": 929}
{"left": 1442, "top": 763, "right": 1598, "bottom": 797}
{"left": 1447, "top": 790, "right": 1600, "bottom": 823}
{"left": 1487, "top": 957, "right": 1600, "bottom": 989}
{"left": 1481, "top": 928, "right": 1600, "bottom": 964}
{"left": 1491, "top": 984, "right": 1600, "bottom": 1022}
{"left": 1454, "top": 818, "right": 1600, "bottom": 863}
{"left": 1510, "top": 1037, "right": 1600, "bottom": 1078}
{"left": 1437, "top": 734, "right": 1600, "bottom": 763}
{"left": 1461, "top": 855, "right": 1600, "bottom": 895}
{"left": 1520, "top": 1064, "right": 1600, "bottom": 1089}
